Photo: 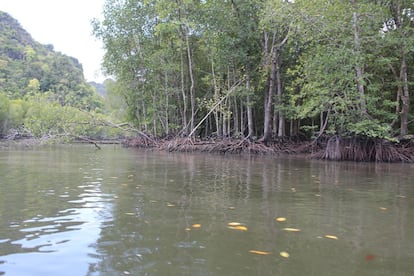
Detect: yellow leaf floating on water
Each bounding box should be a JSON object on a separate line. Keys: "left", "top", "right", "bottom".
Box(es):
{"left": 276, "top": 217, "right": 287, "bottom": 222}
{"left": 192, "top": 224, "right": 201, "bottom": 228}
{"left": 280, "top": 251, "right": 290, "bottom": 258}
{"left": 325, "top": 235, "right": 338, "bottom": 240}
{"left": 228, "top": 225, "right": 248, "bottom": 231}
{"left": 249, "top": 250, "right": 271, "bottom": 255}
{"left": 283, "top": 228, "right": 301, "bottom": 232}
{"left": 227, "top": 222, "right": 242, "bottom": 226}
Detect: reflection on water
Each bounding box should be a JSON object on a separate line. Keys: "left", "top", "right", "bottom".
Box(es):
{"left": 0, "top": 145, "right": 413, "bottom": 275}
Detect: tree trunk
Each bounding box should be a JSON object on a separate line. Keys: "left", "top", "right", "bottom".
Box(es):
{"left": 211, "top": 60, "right": 221, "bottom": 137}
{"left": 395, "top": 1, "right": 410, "bottom": 136}
{"left": 263, "top": 50, "right": 277, "bottom": 142}
{"left": 164, "top": 70, "right": 169, "bottom": 135}
{"left": 276, "top": 52, "right": 285, "bottom": 137}
{"left": 246, "top": 68, "right": 254, "bottom": 138}
{"left": 185, "top": 25, "right": 196, "bottom": 135}
{"left": 180, "top": 44, "right": 188, "bottom": 135}
{"left": 400, "top": 54, "right": 410, "bottom": 136}
{"left": 233, "top": 97, "right": 239, "bottom": 136}
{"left": 352, "top": 0, "right": 367, "bottom": 115}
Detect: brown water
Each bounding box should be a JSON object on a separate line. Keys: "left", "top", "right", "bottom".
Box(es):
{"left": 0, "top": 145, "right": 413, "bottom": 275}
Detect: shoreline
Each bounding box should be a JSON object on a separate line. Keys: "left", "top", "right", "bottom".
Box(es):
{"left": 2, "top": 135, "right": 414, "bottom": 163}
{"left": 123, "top": 135, "right": 414, "bottom": 163}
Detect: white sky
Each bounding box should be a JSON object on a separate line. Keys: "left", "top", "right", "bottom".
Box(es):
{"left": 0, "top": 0, "right": 106, "bottom": 82}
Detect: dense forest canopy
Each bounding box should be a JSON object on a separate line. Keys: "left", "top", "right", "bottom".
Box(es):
{"left": 0, "top": 12, "right": 103, "bottom": 109}
{"left": 92, "top": 0, "right": 414, "bottom": 141}
{"left": 0, "top": 11, "right": 122, "bottom": 139}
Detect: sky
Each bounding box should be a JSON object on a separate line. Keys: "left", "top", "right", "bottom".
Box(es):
{"left": 0, "top": 0, "right": 106, "bottom": 82}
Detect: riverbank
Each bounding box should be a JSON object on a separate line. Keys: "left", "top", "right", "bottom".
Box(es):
{"left": 2, "top": 135, "right": 414, "bottom": 162}
{"left": 124, "top": 135, "right": 414, "bottom": 163}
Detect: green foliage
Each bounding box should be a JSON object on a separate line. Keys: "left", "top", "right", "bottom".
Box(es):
{"left": 0, "top": 11, "right": 102, "bottom": 111}
{"left": 346, "top": 119, "right": 392, "bottom": 139}
{"left": 22, "top": 99, "right": 123, "bottom": 139}
{"left": 91, "top": 0, "right": 414, "bottom": 140}
{"left": 0, "top": 93, "right": 10, "bottom": 136}
{"left": 0, "top": 11, "right": 118, "bottom": 140}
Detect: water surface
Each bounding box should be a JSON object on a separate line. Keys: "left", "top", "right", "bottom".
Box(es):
{"left": 0, "top": 145, "right": 413, "bottom": 275}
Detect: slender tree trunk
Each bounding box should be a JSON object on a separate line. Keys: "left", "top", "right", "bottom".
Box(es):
{"left": 180, "top": 44, "right": 188, "bottom": 135}
{"left": 263, "top": 28, "right": 289, "bottom": 142}
{"left": 276, "top": 52, "right": 285, "bottom": 137}
{"left": 246, "top": 68, "right": 254, "bottom": 138}
{"left": 263, "top": 50, "right": 277, "bottom": 142}
{"left": 233, "top": 97, "right": 239, "bottom": 136}
{"left": 164, "top": 70, "right": 169, "bottom": 135}
{"left": 352, "top": 0, "right": 367, "bottom": 115}
{"left": 395, "top": 1, "right": 410, "bottom": 136}
{"left": 211, "top": 60, "right": 221, "bottom": 137}
{"left": 185, "top": 25, "right": 195, "bottom": 135}
{"left": 240, "top": 99, "right": 245, "bottom": 136}
{"left": 400, "top": 54, "right": 410, "bottom": 136}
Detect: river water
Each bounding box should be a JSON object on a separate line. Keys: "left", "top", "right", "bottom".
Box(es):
{"left": 0, "top": 145, "right": 413, "bottom": 275}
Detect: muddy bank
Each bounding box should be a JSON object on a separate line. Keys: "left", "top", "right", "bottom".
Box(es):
{"left": 124, "top": 135, "right": 414, "bottom": 162}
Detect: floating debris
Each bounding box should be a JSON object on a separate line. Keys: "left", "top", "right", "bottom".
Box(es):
{"left": 192, "top": 224, "right": 201, "bottom": 228}
{"left": 283, "top": 228, "right": 301, "bottom": 232}
{"left": 227, "top": 222, "right": 242, "bottom": 226}
{"left": 125, "top": 213, "right": 135, "bottom": 216}
{"left": 227, "top": 225, "right": 248, "bottom": 231}
{"left": 324, "top": 235, "right": 338, "bottom": 240}
{"left": 275, "top": 217, "right": 287, "bottom": 222}
{"left": 167, "top": 203, "right": 175, "bottom": 207}
{"left": 280, "top": 251, "right": 290, "bottom": 258}
{"left": 365, "top": 254, "right": 376, "bottom": 261}
{"left": 379, "top": 207, "right": 387, "bottom": 211}
{"left": 249, "top": 250, "right": 271, "bottom": 255}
